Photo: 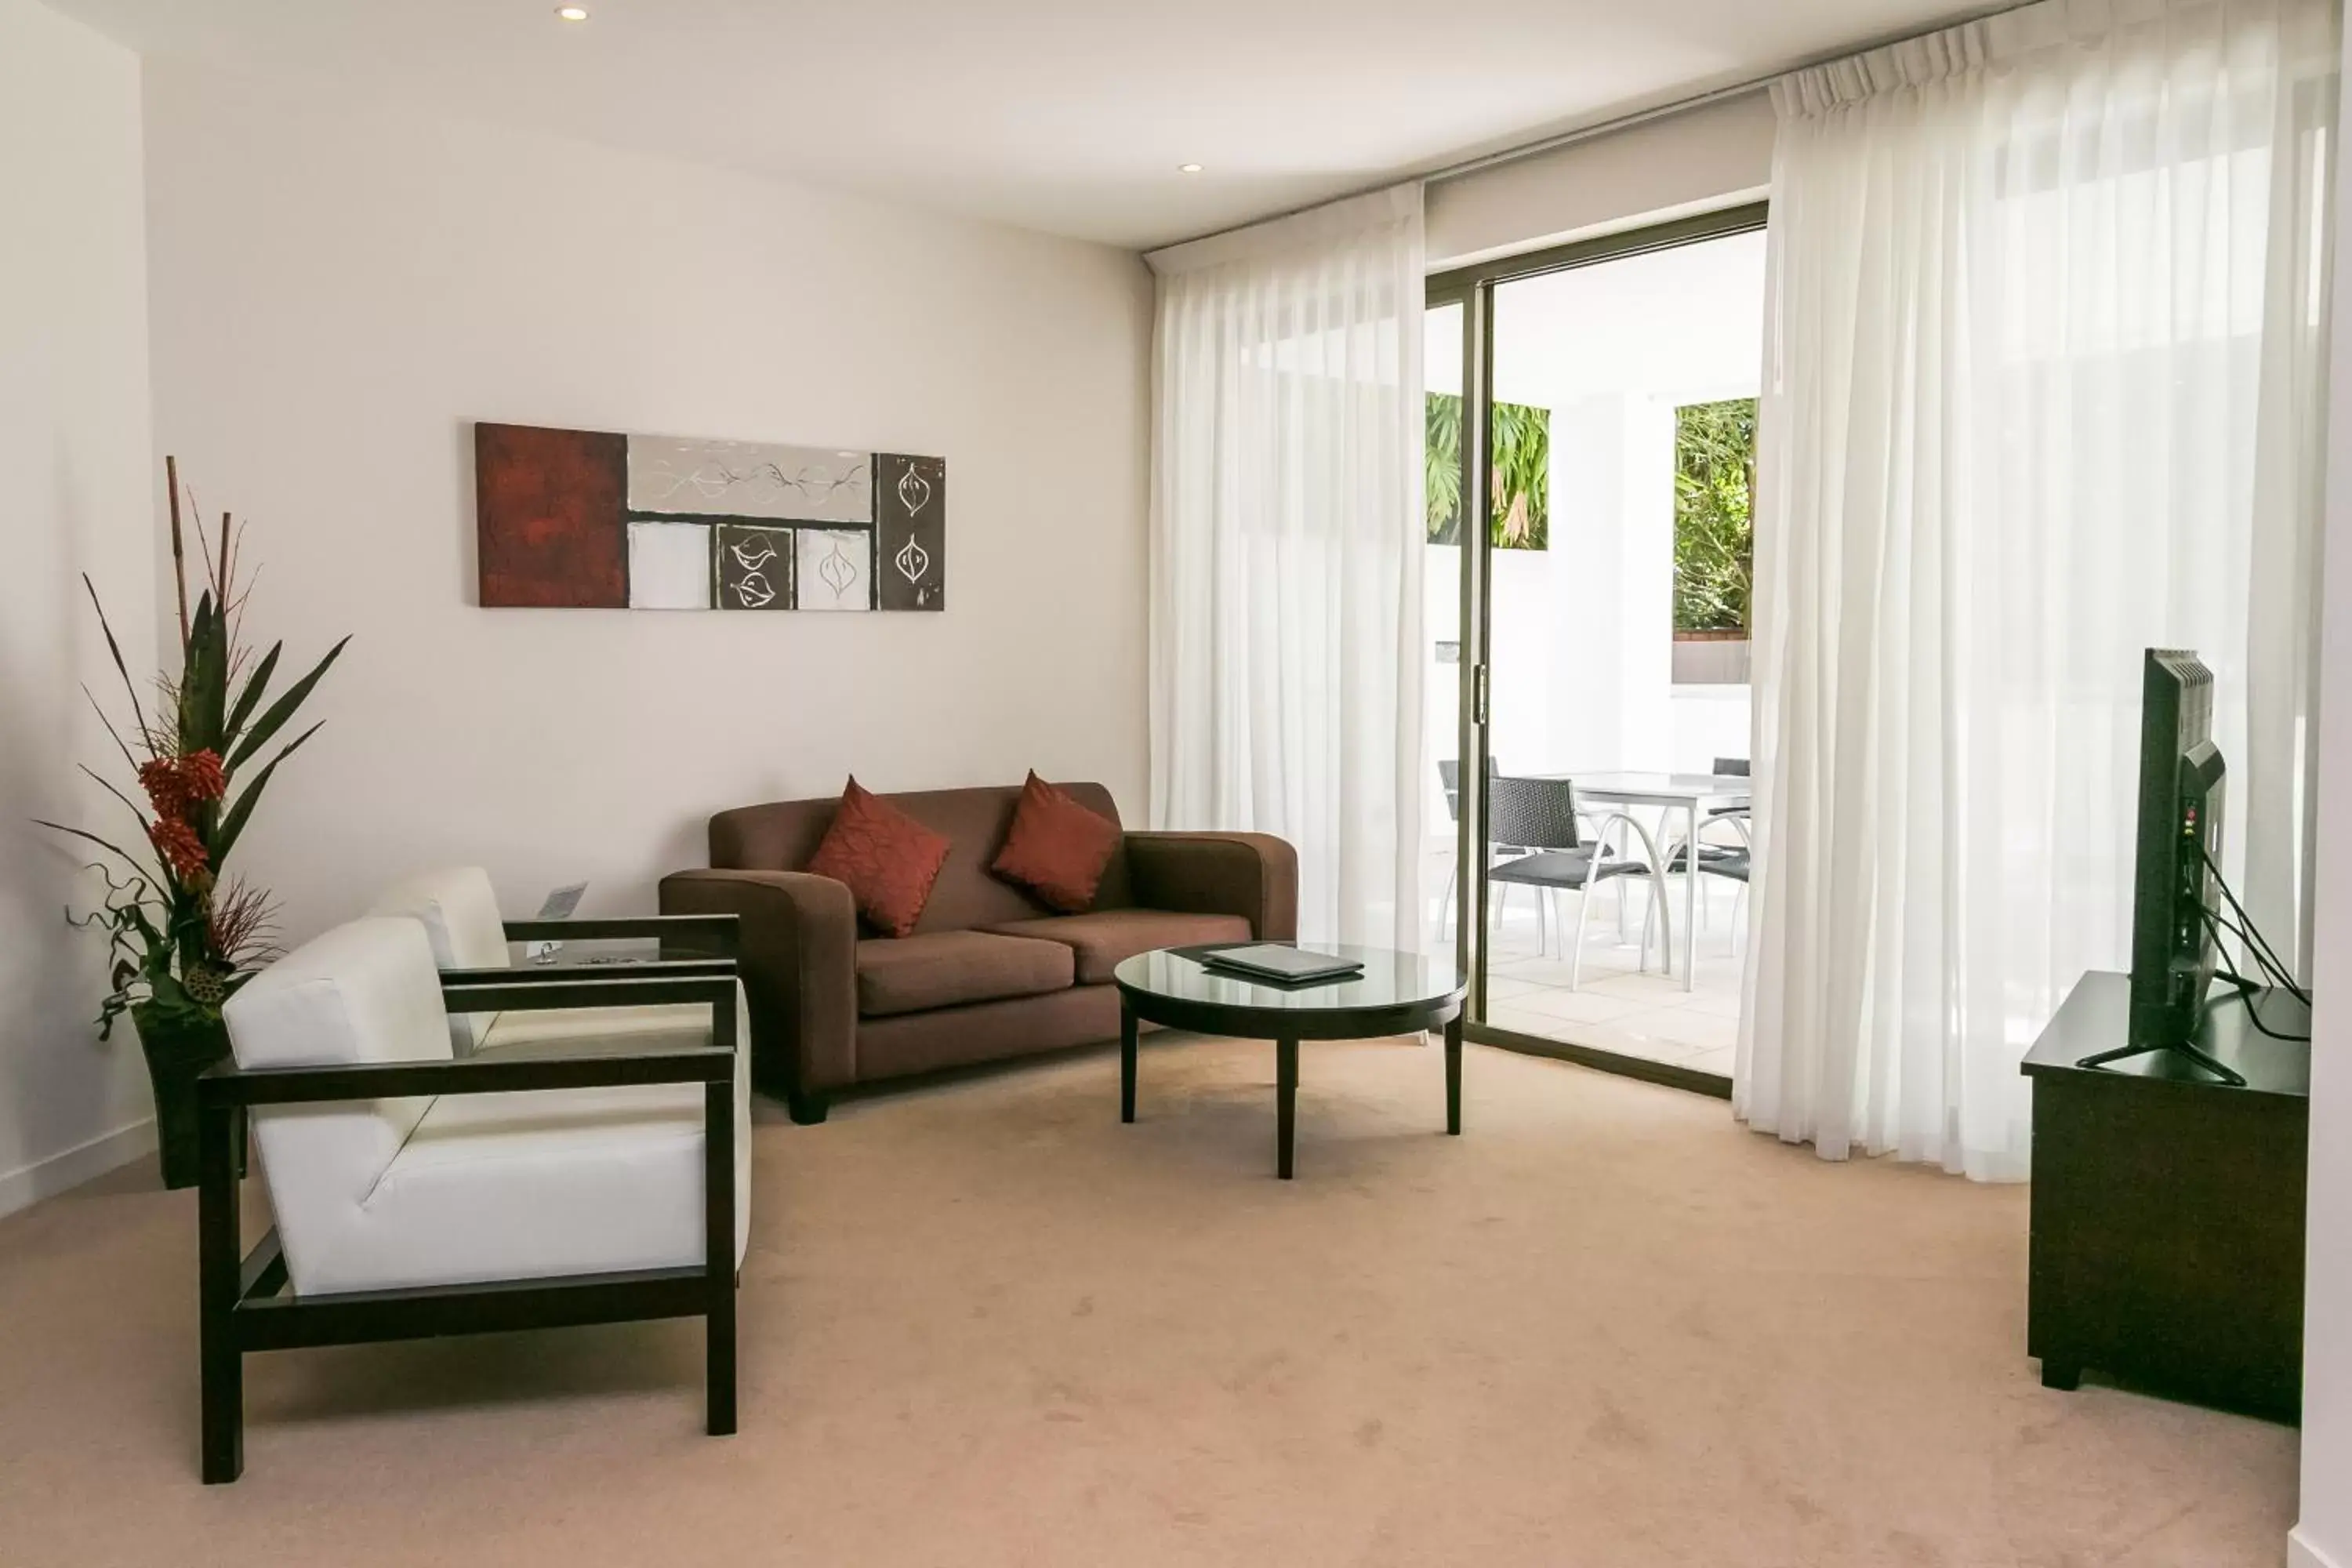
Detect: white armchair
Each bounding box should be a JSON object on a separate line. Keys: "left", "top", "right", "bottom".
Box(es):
{"left": 370, "top": 866, "right": 740, "bottom": 1058}
{"left": 199, "top": 916, "right": 748, "bottom": 1483}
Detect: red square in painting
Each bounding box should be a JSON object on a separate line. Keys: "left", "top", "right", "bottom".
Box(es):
{"left": 475, "top": 423, "right": 628, "bottom": 607}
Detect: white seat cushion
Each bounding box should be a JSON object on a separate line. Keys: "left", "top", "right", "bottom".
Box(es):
{"left": 307, "top": 1063, "right": 752, "bottom": 1296}
{"left": 321, "top": 986, "right": 753, "bottom": 1295}
{"left": 475, "top": 1001, "right": 712, "bottom": 1058}
{"left": 473, "top": 988, "right": 750, "bottom": 1208}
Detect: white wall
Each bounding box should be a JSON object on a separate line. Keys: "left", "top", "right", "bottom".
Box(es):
{"left": 1487, "top": 394, "right": 1678, "bottom": 778}
{"left": 1422, "top": 230, "right": 1764, "bottom": 816}
{"left": 1425, "top": 91, "right": 1776, "bottom": 270}
{"left": 0, "top": 0, "right": 160, "bottom": 1212}
{"left": 2294, "top": 24, "right": 2352, "bottom": 1567}
{"left": 138, "top": 59, "right": 1155, "bottom": 945}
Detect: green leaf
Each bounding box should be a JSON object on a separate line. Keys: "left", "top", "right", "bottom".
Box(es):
{"left": 34, "top": 818, "right": 162, "bottom": 882}
{"left": 223, "top": 641, "right": 282, "bottom": 751}
{"left": 180, "top": 590, "right": 230, "bottom": 754}
{"left": 227, "top": 635, "right": 347, "bottom": 773}
{"left": 77, "top": 764, "right": 151, "bottom": 833}
{"left": 80, "top": 575, "right": 151, "bottom": 745}
{"left": 147, "top": 969, "right": 196, "bottom": 1013}
{"left": 1424, "top": 394, "right": 1552, "bottom": 550}
{"left": 1488, "top": 401, "right": 1551, "bottom": 550}
{"left": 82, "top": 685, "right": 142, "bottom": 775}
{"left": 1425, "top": 393, "right": 1465, "bottom": 545}
{"left": 1672, "top": 397, "right": 1758, "bottom": 633}
{"left": 211, "top": 721, "right": 321, "bottom": 865}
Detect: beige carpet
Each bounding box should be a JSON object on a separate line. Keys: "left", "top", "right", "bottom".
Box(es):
{"left": 0, "top": 1036, "right": 2299, "bottom": 1567}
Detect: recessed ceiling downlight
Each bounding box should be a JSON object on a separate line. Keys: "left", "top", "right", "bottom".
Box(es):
{"left": 1178, "top": 163, "right": 1203, "bottom": 174}
{"left": 556, "top": 6, "right": 590, "bottom": 20}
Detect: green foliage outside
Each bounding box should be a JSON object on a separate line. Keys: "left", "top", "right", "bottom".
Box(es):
{"left": 1425, "top": 394, "right": 1550, "bottom": 550}
{"left": 1672, "top": 397, "right": 1757, "bottom": 633}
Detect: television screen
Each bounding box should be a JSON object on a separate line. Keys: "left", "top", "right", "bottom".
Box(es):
{"left": 2127, "top": 649, "right": 2224, "bottom": 1051}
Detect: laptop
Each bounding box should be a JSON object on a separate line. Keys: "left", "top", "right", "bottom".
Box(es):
{"left": 524, "top": 882, "right": 586, "bottom": 964}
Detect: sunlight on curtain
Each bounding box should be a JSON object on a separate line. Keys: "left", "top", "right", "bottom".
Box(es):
{"left": 1741, "top": 0, "right": 2338, "bottom": 1179}
{"left": 1145, "top": 187, "right": 1427, "bottom": 949}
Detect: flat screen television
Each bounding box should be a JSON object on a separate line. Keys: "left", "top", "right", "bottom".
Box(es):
{"left": 2104, "top": 648, "right": 2237, "bottom": 1080}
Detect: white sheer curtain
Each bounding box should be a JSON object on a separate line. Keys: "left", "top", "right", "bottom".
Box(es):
{"left": 1741, "top": 0, "right": 2337, "bottom": 1180}
{"left": 1145, "top": 187, "right": 1426, "bottom": 949}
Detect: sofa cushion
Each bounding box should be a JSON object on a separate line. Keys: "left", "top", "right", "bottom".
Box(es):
{"left": 991, "top": 771, "right": 1123, "bottom": 913}
{"left": 981, "top": 909, "right": 1253, "bottom": 985}
{"left": 708, "top": 782, "right": 1138, "bottom": 934}
{"left": 855, "top": 930, "right": 1075, "bottom": 1018}
{"left": 807, "top": 776, "right": 953, "bottom": 938}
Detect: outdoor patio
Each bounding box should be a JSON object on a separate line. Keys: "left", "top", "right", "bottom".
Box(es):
{"left": 1476, "top": 873, "right": 1744, "bottom": 1079}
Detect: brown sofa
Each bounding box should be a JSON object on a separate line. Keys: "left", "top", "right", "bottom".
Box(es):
{"left": 659, "top": 782, "right": 1296, "bottom": 1123}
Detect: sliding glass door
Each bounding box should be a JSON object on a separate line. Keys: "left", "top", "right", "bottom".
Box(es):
{"left": 1434, "top": 206, "right": 1767, "bottom": 1095}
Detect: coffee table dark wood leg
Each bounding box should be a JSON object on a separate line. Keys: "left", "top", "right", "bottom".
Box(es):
{"left": 1445, "top": 1013, "right": 1462, "bottom": 1135}
{"left": 1276, "top": 1035, "right": 1298, "bottom": 1179}
{"left": 1120, "top": 998, "right": 1138, "bottom": 1123}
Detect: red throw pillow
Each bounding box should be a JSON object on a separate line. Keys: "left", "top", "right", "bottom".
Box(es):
{"left": 805, "top": 778, "right": 951, "bottom": 938}
{"left": 992, "top": 771, "right": 1122, "bottom": 913}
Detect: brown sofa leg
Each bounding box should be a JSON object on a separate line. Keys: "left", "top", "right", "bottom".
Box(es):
{"left": 786, "top": 1089, "right": 829, "bottom": 1126}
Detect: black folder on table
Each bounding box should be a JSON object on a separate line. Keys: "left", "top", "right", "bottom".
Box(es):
{"left": 1198, "top": 945, "right": 1364, "bottom": 985}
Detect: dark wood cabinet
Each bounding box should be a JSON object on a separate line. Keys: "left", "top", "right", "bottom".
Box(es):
{"left": 2022, "top": 971, "right": 2307, "bottom": 1421}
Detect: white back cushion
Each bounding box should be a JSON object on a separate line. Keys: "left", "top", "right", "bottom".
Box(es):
{"left": 221, "top": 916, "right": 455, "bottom": 1296}
{"left": 372, "top": 866, "right": 509, "bottom": 968}
{"left": 371, "top": 866, "right": 508, "bottom": 1051}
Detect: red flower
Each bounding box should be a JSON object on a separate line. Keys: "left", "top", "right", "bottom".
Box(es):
{"left": 147, "top": 816, "right": 209, "bottom": 881}
{"left": 180, "top": 750, "right": 227, "bottom": 802}
{"left": 137, "top": 750, "right": 228, "bottom": 818}
{"left": 137, "top": 758, "right": 185, "bottom": 816}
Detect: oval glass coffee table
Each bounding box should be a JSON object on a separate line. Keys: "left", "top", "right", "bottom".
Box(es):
{"left": 1112, "top": 945, "right": 1469, "bottom": 1179}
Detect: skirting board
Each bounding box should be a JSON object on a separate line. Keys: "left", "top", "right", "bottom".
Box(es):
{"left": 2293, "top": 1527, "right": 2343, "bottom": 1568}
{"left": 0, "top": 1117, "right": 156, "bottom": 1220}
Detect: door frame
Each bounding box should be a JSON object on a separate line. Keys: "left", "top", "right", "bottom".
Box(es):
{"left": 1431, "top": 200, "right": 1769, "bottom": 1099}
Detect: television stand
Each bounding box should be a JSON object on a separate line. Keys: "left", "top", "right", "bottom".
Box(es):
{"left": 2071, "top": 1036, "right": 2248, "bottom": 1087}
{"left": 2021, "top": 971, "right": 2308, "bottom": 1419}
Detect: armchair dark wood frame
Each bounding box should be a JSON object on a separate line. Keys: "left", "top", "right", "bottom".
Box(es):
{"left": 194, "top": 971, "right": 742, "bottom": 1485}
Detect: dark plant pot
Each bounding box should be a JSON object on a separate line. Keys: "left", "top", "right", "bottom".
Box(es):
{"left": 131, "top": 1004, "right": 240, "bottom": 1190}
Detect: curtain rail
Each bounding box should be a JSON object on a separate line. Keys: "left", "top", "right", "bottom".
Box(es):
{"left": 1149, "top": 0, "right": 2045, "bottom": 256}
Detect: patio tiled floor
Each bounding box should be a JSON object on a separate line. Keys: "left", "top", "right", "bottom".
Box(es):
{"left": 1474, "top": 877, "right": 1746, "bottom": 1078}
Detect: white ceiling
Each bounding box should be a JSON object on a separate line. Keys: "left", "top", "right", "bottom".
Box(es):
{"left": 55, "top": 0, "right": 1992, "bottom": 250}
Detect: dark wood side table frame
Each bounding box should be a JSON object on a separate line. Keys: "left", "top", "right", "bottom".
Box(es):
{"left": 1114, "top": 958, "right": 1467, "bottom": 1180}
{"left": 2021, "top": 970, "right": 2308, "bottom": 1420}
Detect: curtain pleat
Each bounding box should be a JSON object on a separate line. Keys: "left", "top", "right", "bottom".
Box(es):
{"left": 1742, "top": 0, "right": 2337, "bottom": 1179}
{"left": 1147, "top": 188, "right": 1427, "bottom": 950}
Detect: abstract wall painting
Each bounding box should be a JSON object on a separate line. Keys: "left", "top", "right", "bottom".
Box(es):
{"left": 795, "top": 529, "right": 872, "bottom": 612}
{"left": 714, "top": 524, "right": 793, "bottom": 611}
{"left": 626, "top": 521, "right": 712, "bottom": 610}
{"left": 474, "top": 422, "right": 946, "bottom": 612}
{"left": 874, "top": 453, "right": 946, "bottom": 611}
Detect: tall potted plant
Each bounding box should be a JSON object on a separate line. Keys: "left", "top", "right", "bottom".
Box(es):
{"left": 40, "top": 459, "right": 347, "bottom": 1189}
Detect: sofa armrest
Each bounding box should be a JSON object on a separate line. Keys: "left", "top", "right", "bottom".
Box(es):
{"left": 659, "top": 869, "right": 858, "bottom": 1101}
{"left": 1123, "top": 832, "right": 1298, "bottom": 942}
